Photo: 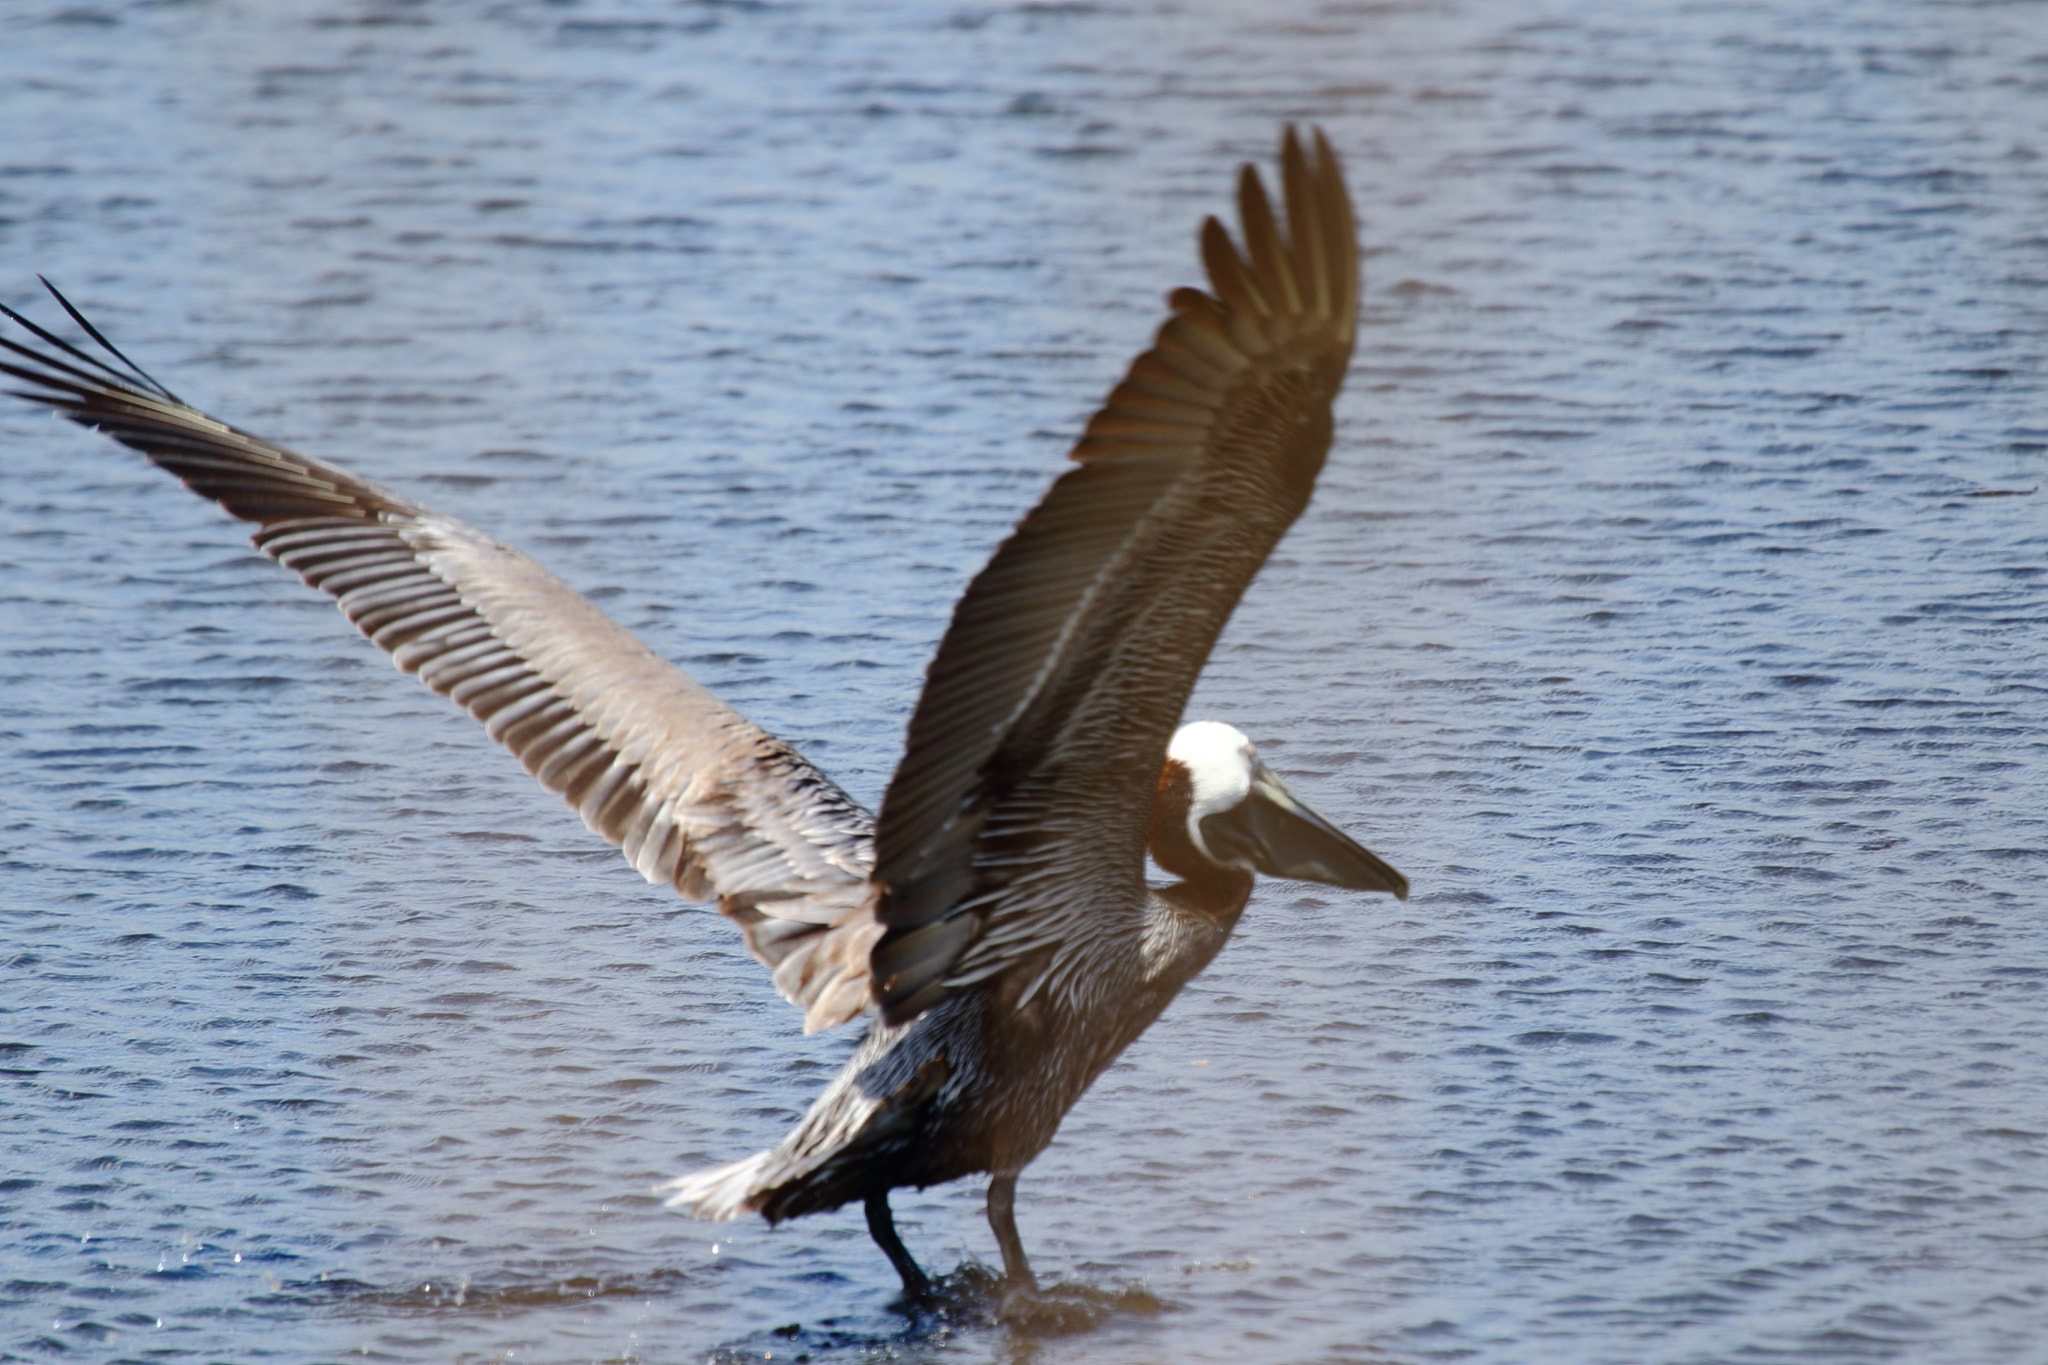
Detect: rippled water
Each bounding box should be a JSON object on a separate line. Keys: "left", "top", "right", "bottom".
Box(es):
{"left": 3, "top": 1, "right": 2045, "bottom": 1361}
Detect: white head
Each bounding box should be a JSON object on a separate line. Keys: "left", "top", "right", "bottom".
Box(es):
{"left": 1162, "top": 719, "right": 1409, "bottom": 899}
{"left": 1168, "top": 720, "right": 1257, "bottom": 861}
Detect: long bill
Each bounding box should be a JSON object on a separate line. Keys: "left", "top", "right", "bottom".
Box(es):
{"left": 1199, "top": 764, "right": 1409, "bottom": 900}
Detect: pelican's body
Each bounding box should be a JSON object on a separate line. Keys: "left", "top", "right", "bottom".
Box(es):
{"left": 687, "top": 879, "right": 1233, "bottom": 1225}
{"left": 3, "top": 129, "right": 1406, "bottom": 1315}
{"left": 659, "top": 716, "right": 1403, "bottom": 1308}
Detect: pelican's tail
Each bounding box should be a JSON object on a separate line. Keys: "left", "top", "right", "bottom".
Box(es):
{"left": 658, "top": 1150, "right": 777, "bottom": 1221}
{"left": 656, "top": 1052, "right": 950, "bottom": 1225}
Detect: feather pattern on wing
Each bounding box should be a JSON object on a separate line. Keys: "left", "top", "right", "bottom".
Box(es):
{"left": 868, "top": 127, "right": 1360, "bottom": 1024}
{"left": 0, "top": 296, "right": 881, "bottom": 1032}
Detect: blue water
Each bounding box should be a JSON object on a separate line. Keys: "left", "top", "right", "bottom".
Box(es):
{"left": 3, "top": 1, "right": 2045, "bottom": 1361}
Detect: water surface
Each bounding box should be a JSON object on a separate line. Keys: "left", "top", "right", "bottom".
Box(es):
{"left": 2, "top": 1, "right": 2045, "bottom": 1362}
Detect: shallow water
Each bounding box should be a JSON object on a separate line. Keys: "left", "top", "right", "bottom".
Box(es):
{"left": 2, "top": 1, "right": 2045, "bottom": 1362}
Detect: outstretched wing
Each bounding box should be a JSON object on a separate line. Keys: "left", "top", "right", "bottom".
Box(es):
{"left": 870, "top": 127, "right": 1360, "bottom": 1024}
{"left": 1, "top": 291, "right": 880, "bottom": 1032}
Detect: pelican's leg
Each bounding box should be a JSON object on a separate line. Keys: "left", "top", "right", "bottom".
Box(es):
{"left": 864, "top": 1190, "right": 930, "bottom": 1301}
{"left": 987, "top": 1172, "right": 1040, "bottom": 1317}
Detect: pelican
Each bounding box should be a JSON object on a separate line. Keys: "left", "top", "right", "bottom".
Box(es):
{"left": 2, "top": 127, "right": 1406, "bottom": 1318}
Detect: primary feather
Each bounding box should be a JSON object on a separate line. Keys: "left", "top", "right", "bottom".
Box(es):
{"left": 0, "top": 292, "right": 882, "bottom": 1032}
{"left": 869, "top": 126, "right": 1358, "bottom": 1024}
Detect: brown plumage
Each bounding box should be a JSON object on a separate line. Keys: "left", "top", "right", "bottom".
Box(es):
{"left": 1, "top": 278, "right": 883, "bottom": 1034}
{"left": 2, "top": 127, "right": 1405, "bottom": 1318}
{"left": 871, "top": 128, "right": 1360, "bottom": 1024}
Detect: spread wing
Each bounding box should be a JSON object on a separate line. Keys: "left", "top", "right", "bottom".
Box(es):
{"left": 869, "top": 127, "right": 1360, "bottom": 1025}
{"left": 1, "top": 291, "right": 881, "bottom": 1032}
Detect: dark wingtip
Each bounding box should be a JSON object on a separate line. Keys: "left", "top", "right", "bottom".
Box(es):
{"left": 1310, "top": 123, "right": 1337, "bottom": 167}
{"left": 1236, "top": 160, "right": 1268, "bottom": 216}
{"left": 3, "top": 281, "right": 183, "bottom": 410}
{"left": 36, "top": 276, "right": 180, "bottom": 405}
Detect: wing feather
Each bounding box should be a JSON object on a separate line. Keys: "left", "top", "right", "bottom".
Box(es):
{"left": 2, "top": 299, "right": 881, "bottom": 1031}
{"left": 869, "top": 127, "right": 1360, "bottom": 1023}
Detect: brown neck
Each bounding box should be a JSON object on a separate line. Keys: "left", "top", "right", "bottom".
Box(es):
{"left": 1149, "top": 759, "right": 1254, "bottom": 914}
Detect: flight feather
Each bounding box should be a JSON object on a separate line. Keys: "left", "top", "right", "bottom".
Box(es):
{"left": 0, "top": 294, "right": 881, "bottom": 1031}
{"left": 868, "top": 126, "right": 1359, "bottom": 1024}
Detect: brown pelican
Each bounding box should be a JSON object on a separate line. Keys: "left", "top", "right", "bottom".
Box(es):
{"left": 1, "top": 126, "right": 1406, "bottom": 1319}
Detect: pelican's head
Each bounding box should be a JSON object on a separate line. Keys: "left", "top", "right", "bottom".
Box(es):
{"left": 1154, "top": 721, "right": 1408, "bottom": 898}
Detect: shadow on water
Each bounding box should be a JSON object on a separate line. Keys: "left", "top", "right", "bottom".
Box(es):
{"left": 318, "top": 1262, "right": 1163, "bottom": 1359}
{"left": 713, "top": 1264, "right": 1168, "bottom": 1362}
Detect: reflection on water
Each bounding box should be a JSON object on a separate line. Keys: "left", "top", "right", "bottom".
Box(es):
{"left": 338, "top": 1263, "right": 1156, "bottom": 1355}
{"left": 3, "top": 0, "right": 2046, "bottom": 1361}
